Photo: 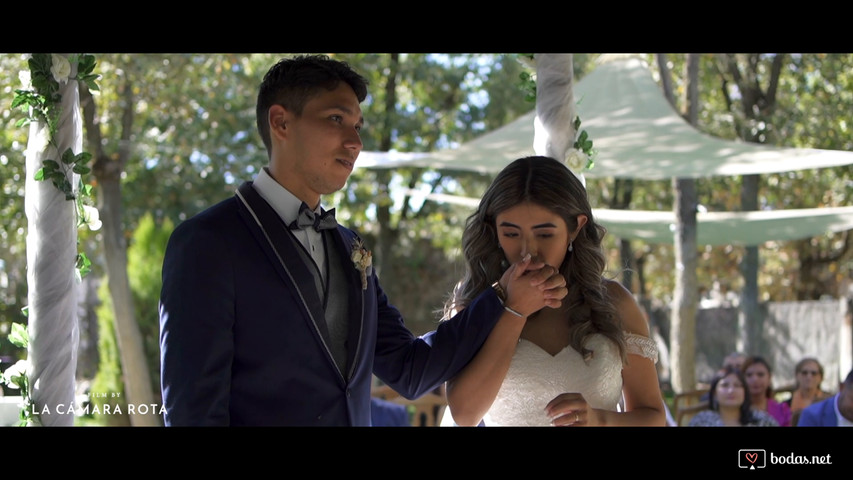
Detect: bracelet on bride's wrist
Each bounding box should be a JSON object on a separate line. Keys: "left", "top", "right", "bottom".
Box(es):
{"left": 503, "top": 305, "right": 525, "bottom": 318}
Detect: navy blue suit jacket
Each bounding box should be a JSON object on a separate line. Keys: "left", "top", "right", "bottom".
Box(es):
{"left": 159, "top": 181, "right": 502, "bottom": 426}
{"left": 797, "top": 394, "right": 839, "bottom": 426}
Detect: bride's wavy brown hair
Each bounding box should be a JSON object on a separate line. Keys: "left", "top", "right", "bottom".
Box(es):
{"left": 442, "top": 156, "right": 625, "bottom": 360}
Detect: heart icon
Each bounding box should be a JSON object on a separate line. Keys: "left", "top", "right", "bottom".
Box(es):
{"left": 745, "top": 453, "right": 758, "bottom": 464}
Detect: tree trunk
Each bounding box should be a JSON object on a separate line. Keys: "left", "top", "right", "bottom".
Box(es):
{"left": 671, "top": 176, "right": 699, "bottom": 393}
{"left": 612, "top": 178, "right": 635, "bottom": 290}
{"left": 620, "top": 238, "right": 634, "bottom": 290}
{"left": 720, "top": 53, "right": 786, "bottom": 353}
{"left": 80, "top": 72, "right": 159, "bottom": 426}
{"left": 738, "top": 175, "right": 761, "bottom": 353}
{"left": 659, "top": 53, "right": 700, "bottom": 393}
{"left": 25, "top": 55, "right": 80, "bottom": 426}
{"left": 374, "top": 53, "right": 400, "bottom": 274}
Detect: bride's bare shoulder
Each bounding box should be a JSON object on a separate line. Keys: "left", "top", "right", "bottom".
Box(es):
{"left": 602, "top": 279, "right": 649, "bottom": 336}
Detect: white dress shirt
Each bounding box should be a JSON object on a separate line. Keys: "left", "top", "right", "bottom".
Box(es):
{"left": 253, "top": 168, "right": 327, "bottom": 282}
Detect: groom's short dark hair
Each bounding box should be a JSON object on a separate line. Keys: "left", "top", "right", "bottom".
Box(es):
{"left": 256, "top": 54, "right": 369, "bottom": 154}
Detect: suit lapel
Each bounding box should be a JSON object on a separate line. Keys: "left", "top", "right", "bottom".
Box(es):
{"left": 234, "top": 182, "right": 332, "bottom": 345}
{"left": 327, "top": 226, "right": 366, "bottom": 378}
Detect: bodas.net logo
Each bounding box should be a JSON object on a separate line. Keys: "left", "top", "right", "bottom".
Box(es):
{"left": 738, "top": 449, "right": 766, "bottom": 469}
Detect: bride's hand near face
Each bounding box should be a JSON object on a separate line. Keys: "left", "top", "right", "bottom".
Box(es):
{"left": 500, "top": 254, "right": 568, "bottom": 316}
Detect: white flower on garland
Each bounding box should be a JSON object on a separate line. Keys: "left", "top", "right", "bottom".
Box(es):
{"left": 565, "top": 148, "right": 589, "bottom": 172}
{"left": 1, "top": 359, "right": 31, "bottom": 390}
{"left": 30, "top": 123, "right": 52, "bottom": 153}
{"left": 80, "top": 204, "right": 102, "bottom": 231}
{"left": 568, "top": 115, "right": 595, "bottom": 172}
{"left": 18, "top": 69, "right": 31, "bottom": 89}
{"left": 50, "top": 54, "right": 71, "bottom": 84}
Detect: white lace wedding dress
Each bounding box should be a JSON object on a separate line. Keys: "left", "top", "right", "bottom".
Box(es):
{"left": 442, "top": 332, "right": 658, "bottom": 426}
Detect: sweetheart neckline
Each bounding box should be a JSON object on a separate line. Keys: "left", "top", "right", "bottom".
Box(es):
{"left": 517, "top": 337, "right": 572, "bottom": 358}
{"left": 517, "top": 334, "right": 618, "bottom": 361}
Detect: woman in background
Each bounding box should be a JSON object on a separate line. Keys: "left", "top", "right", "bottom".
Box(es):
{"left": 688, "top": 366, "right": 779, "bottom": 427}
{"left": 786, "top": 357, "right": 832, "bottom": 426}
{"left": 742, "top": 356, "right": 791, "bottom": 426}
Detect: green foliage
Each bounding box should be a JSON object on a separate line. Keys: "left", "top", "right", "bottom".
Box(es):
{"left": 0, "top": 323, "right": 39, "bottom": 425}
{"left": 11, "top": 53, "right": 100, "bottom": 281}
{"left": 0, "top": 55, "right": 30, "bottom": 340}
{"left": 116, "top": 54, "right": 265, "bottom": 230}
{"left": 75, "top": 251, "right": 92, "bottom": 280}
{"left": 13, "top": 54, "right": 100, "bottom": 154}
{"left": 13, "top": 55, "right": 60, "bottom": 134}
{"left": 127, "top": 212, "right": 174, "bottom": 401}
{"left": 34, "top": 148, "right": 92, "bottom": 201}
{"left": 6, "top": 322, "right": 27, "bottom": 347}
{"left": 75, "top": 54, "right": 100, "bottom": 92}
{"left": 86, "top": 212, "right": 173, "bottom": 425}
{"left": 89, "top": 277, "right": 130, "bottom": 426}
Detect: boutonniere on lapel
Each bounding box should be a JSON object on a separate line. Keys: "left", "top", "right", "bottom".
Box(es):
{"left": 350, "top": 238, "right": 373, "bottom": 290}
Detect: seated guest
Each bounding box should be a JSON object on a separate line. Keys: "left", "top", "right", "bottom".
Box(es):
{"left": 797, "top": 369, "right": 853, "bottom": 427}
{"left": 742, "top": 356, "right": 792, "bottom": 426}
{"left": 688, "top": 366, "right": 779, "bottom": 427}
{"left": 786, "top": 357, "right": 833, "bottom": 426}
{"left": 700, "top": 351, "right": 747, "bottom": 402}
{"left": 721, "top": 351, "right": 747, "bottom": 373}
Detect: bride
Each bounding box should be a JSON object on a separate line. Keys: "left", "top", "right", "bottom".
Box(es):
{"left": 441, "top": 156, "right": 666, "bottom": 426}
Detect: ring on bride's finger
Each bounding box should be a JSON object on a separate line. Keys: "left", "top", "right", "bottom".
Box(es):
{"left": 575, "top": 412, "right": 580, "bottom": 423}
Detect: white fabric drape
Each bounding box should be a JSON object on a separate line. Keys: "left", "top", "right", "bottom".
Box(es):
{"left": 24, "top": 55, "right": 81, "bottom": 426}
{"left": 533, "top": 54, "right": 584, "bottom": 184}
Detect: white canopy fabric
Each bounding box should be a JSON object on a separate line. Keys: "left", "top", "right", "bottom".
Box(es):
{"left": 597, "top": 206, "right": 853, "bottom": 246}
{"left": 359, "top": 55, "right": 853, "bottom": 178}
{"left": 398, "top": 189, "right": 853, "bottom": 246}
{"left": 358, "top": 55, "right": 853, "bottom": 245}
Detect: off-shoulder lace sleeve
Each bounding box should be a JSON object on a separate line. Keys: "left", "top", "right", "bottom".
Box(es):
{"left": 624, "top": 332, "right": 658, "bottom": 363}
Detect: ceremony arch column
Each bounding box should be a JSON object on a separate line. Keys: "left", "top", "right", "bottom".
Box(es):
{"left": 533, "top": 54, "right": 580, "bottom": 181}
{"left": 24, "top": 54, "right": 81, "bottom": 426}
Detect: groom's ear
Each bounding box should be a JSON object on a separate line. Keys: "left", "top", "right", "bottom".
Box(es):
{"left": 269, "top": 105, "right": 291, "bottom": 140}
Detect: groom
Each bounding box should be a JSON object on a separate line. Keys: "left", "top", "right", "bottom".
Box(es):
{"left": 158, "top": 54, "right": 567, "bottom": 426}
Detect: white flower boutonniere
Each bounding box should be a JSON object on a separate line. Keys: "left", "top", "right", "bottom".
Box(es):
{"left": 351, "top": 238, "right": 373, "bottom": 290}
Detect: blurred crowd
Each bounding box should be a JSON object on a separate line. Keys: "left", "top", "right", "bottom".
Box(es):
{"left": 672, "top": 352, "right": 852, "bottom": 427}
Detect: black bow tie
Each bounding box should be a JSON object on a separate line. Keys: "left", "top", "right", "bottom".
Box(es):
{"left": 289, "top": 202, "right": 337, "bottom": 231}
